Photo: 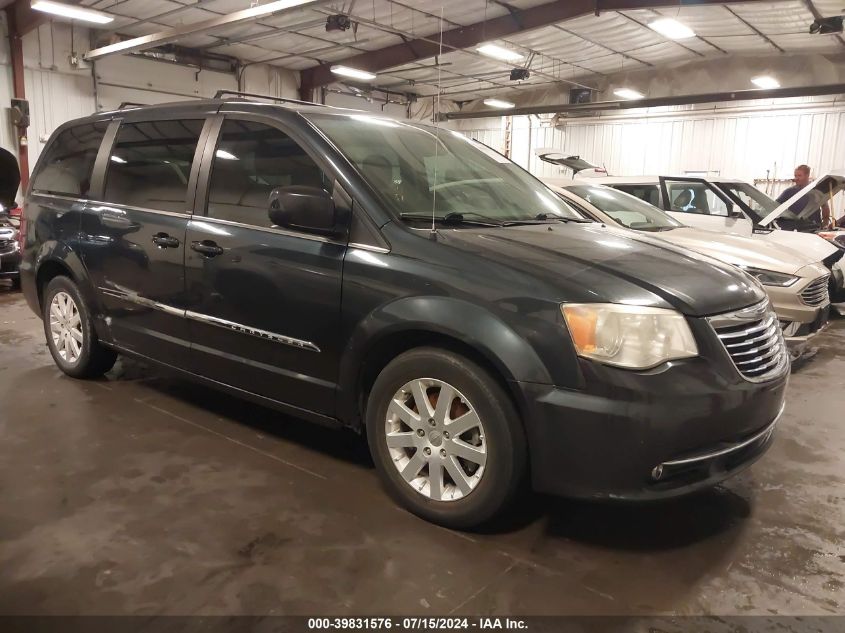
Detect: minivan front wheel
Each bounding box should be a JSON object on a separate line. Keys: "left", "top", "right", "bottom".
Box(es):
{"left": 43, "top": 276, "right": 117, "bottom": 378}
{"left": 367, "top": 348, "right": 527, "bottom": 529}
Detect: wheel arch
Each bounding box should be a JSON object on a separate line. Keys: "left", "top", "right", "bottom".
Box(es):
{"left": 337, "top": 296, "right": 551, "bottom": 431}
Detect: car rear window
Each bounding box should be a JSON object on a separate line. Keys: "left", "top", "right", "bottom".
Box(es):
{"left": 31, "top": 122, "right": 109, "bottom": 198}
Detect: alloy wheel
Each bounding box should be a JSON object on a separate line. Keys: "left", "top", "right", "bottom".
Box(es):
{"left": 385, "top": 378, "right": 487, "bottom": 501}
{"left": 49, "top": 291, "right": 83, "bottom": 364}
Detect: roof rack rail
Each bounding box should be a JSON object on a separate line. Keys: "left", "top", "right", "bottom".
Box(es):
{"left": 213, "top": 90, "right": 327, "bottom": 107}
{"left": 118, "top": 101, "right": 147, "bottom": 109}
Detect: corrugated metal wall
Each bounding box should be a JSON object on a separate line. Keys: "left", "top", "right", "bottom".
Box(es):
{"left": 459, "top": 99, "right": 845, "bottom": 218}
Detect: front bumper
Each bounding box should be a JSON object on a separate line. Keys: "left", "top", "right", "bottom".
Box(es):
{"left": 519, "top": 319, "right": 788, "bottom": 501}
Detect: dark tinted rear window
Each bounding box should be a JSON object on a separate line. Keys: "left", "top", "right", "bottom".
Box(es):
{"left": 103, "top": 120, "right": 204, "bottom": 213}
{"left": 32, "top": 122, "right": 108, "bottom": 197}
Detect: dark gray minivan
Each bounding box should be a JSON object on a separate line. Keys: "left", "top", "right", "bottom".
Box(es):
{"left": 20, "top": 94, "right": 788, "bottom": 528}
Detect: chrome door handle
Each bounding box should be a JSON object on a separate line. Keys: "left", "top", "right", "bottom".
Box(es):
{"left": 191, "top": 240, "right": 224, "bottom": 257}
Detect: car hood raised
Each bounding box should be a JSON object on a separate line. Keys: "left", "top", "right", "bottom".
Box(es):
{"left": 655, "top": 226, "right": 817, "bottom": 275}
{"left": 759, "top": 171, "right": 845, "bottom": 226}
{"left": 437, "top": 222, "right": 764, "bottom": 317}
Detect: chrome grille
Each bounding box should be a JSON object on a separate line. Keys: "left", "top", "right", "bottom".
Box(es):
{"left": 708, "top": 301, "right": 788, "bottom": 382}
{"left": 800, "top": 275, "right": 829, "bottom": 307}
{"left": 0, "top": 239, "right": 10, "bottom": 249}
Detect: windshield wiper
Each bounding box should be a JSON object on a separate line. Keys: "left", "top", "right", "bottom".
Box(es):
{"left": 502, "top": 213, "right": 590, "bottom": 226}
{"left": 399, "top": 212, "right": 503, "bottom": 227}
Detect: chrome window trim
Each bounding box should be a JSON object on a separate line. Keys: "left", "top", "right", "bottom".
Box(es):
{"left": 659, "top": 404, "right": 783, "bottom": 468}
{"left": 191, "top": 214, "right": 346, "bottom": 246}
{"left": 99, "top": 287, "right": 320, "bottom": 353}
{"left": 88, "top": 200, "right": 191, "bottom": 218}
{"left": 349, "top": 242, "right": 390, "bottom": 253}
{"left": 30, "top": 192, "right": 87, "bottom": 203}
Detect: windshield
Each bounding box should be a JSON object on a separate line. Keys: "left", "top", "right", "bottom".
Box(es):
{"left": 306, "top": 113, "right": 583, "bottom": 223}
{"left": 715, "top": 182, "right": 777, "bottom": 223}
{"left": 566, "top": 185, "right": 682, "bottom": 231}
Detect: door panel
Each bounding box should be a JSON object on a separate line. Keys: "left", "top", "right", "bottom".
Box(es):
{"left": 184, "top": 116, "right": 346, "bottom": 414}
{"left": 79, "top": 117, "right": 209, "bottom": 366}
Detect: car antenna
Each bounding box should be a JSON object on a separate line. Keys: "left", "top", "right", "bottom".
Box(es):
{"left": 429, "top": 8, "right": 445, "bottom": 241}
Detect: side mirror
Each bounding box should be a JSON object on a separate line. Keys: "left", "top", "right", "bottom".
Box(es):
{"left": 268, "top": 186, "right": 337, "bottom": 236}
{"left": 727, "top": 205, "right": 744, "bottom": 219}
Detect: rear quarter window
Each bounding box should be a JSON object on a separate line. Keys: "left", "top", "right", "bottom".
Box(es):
{"left": 31, "top": 122, "right": 109, "bottom": 197}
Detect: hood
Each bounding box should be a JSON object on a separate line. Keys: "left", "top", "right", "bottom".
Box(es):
{"left": 534, "top": 148, "right": 608, "bottom": 177}
{"left": 657, "top": 227, "right": 817, "bottom": 275}
{"left": 437, "top": 222, "right": 764, "bottom": 317}
{"left": 759, "top": 171, "right": 845, "bottom": 227}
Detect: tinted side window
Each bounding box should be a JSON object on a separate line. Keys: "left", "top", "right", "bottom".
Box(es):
{"left": 206, "top": 120, "right": 329, "bottom": 228}
{"left": 103, "top": 120, "right": 203, "bottom": 213}
{"left": 32, "top": 122, "right": 108, "bottom": 197}
{"left": 613, "top": 184, "right": 660, "bottom": 208}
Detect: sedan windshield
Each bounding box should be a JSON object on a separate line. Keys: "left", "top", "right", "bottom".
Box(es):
{"left": 306, "top": 113, "right": 584, "bottom": 223}
{"left": 715, "top": 182, "right": 777, "bottom": 223}
{"left": 566, "top": 185, "right": 682, "bottom": 231}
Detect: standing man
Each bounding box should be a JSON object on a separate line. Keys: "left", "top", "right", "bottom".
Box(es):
{"left": 776, "top": 165, "right": 832, "bottom": 230}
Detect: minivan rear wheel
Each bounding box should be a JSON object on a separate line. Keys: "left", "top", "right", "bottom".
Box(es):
{"left": 42, "top": 276, "right": 117, "bottom": 378}
{"left": 366, "top": 348, "right": 527, "bottom": 529}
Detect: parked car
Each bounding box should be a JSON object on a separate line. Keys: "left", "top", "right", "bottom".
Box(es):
{"left": 21, "top": 97, "right": 788, "bottom": 527}
{"left": 585, "top": 174, "right": 845, "bottom": 302}
{"left": 0, "top": 211, "right": 20, "bottom": 289}
{"left": 0, "top": 146, "right": 21, "bottom": 288}
{"left": 544, "top": 179, "right": 830, "bottom": 354}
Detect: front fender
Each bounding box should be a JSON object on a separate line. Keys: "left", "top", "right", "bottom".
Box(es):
{"left": 337, "top": 296, "right": 554, "bottom": 426}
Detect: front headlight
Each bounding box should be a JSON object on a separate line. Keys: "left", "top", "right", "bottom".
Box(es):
{"left": 561, "top": 303, "right": 698, "bottom": 370}
{"left": 741, "top": 267, "right": 799, "bottom": 287}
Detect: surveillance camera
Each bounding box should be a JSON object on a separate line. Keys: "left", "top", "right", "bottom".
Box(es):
{"left": 809, "top": 16, "right": 843, "bottom": 35}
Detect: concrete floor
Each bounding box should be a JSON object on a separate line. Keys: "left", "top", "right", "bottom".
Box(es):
{"left": 0, "top": 286, "right": 843, "bottom": 617}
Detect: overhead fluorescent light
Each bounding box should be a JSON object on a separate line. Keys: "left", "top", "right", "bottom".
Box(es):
{"left": 483, "top": 98, "right": 515, "bottom": 109}
{"left": 477, "top": 44, "right": 524, "bottom": 63}
{"left": 751, "top": 75, "right": 780, "bottom": 89}
{"left": 648, "top": 17, "right": 695, "bottom": 40}
{"left": 109, "top": 155, "right": 126, "bottom": 164}
{"left": 215, "top": 149, "right": 239, "bottom": 161}
{"left": 32, "top": 0, "right": 114, "bottom": 24}
{"left": 614, "top": 88, "right": 644, "bottom": 100}
{"left": 86, "top": 0, "right": 317, "bottom": 60}
{"left": 330, "top": 65, "right": 377, "bottom": 81}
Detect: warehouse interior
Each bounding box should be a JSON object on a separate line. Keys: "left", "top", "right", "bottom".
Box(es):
{"left": 0, "top": 0, "right": 844, "bottom": 624}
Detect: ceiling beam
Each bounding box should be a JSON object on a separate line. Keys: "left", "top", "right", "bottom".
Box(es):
{"left": 440, "top": 82, "right": 845, "bottom": 120}
{"left": 300, "top": 0, "right": 767, "bottom": 91}
{"left": 802, "top": 0, "right": 845, "bottom": 50}
{"left": 85, "top": 0, "right": 328, "bottom": 61}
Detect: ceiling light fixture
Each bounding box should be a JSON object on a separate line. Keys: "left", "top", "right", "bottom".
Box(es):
{"left": 477, "top": 44, "right": 524, "bottom": 63}
{"left": 614, "top": 88, "right": 644, "bottom": 100}
{"left": 751, "top": 75, "right": 780, "bottom": 89}
{"left": 31, "top": 0, "right": 114, "bottom": 24}
{"left": 648, "top": 17, "right": 695, "bottom": 40}
{"left": 330, "top": 65, "right": 377, "bottom": 81}
{"left": 215, "top": 149, "right": 239, "bottom": 161}
{"left": 483, "top": 98, "right": 515, "bottom": 109}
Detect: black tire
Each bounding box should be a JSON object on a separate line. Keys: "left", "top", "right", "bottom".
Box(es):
{"left": 42, "top": 276, "right": 117, "bottom": 378}
{"left": 366, "top": 347, "right": 527, "bottom": 529}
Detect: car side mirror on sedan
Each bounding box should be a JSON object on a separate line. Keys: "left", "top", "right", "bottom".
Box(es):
{"left": 727, "top": 205, "right": 745, "bottom": 219}
{"left": 268, "top": 186, "right": 338, "bottom": 237}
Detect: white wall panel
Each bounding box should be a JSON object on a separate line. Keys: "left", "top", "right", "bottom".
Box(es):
{"left": 24, "top": 67, "right": 95, "bottom": 169}
{"left": 460, "top": 98, "right": 845, "bottom": 218}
